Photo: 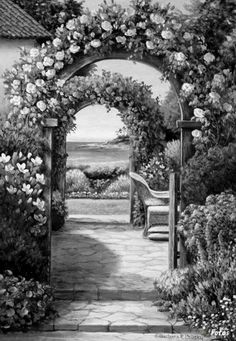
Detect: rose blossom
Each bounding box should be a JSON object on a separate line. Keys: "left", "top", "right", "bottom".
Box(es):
{"left": 194, "top": 108, "right": 205, "bottom": 118}
{"left": 116, "top": 36, "right": 126, "bottom": 44}
{"left": 209, "top": 91, "right": 220, "bottom": 103}
{"left": 35, "top": 79, "right": 45, "bottom": 87}
{"left": 174, "top": 52, "right": 187, "bottom": 63}
{"left": 45, "top": 69, "right": 56, "bottom": 79}
{"left": 161, "top": 30, "right": 174, "bottom": 39}
{"left": 26, "top": 83, "right": 37, "bottom": 94}
{"left": 22, "top": 64, "right": 32, "bottom": 72}
{"left": 150, "top": 13, "right": 165, "bottom": 25}
{"left": 69, "top": 45, "right": 80, "bottom": 54}
{"left": 223, "top": 103, "right": 233, "bottom": 112}
{"left": 182, "top": 83, "right": 194, "bottom": 96}
{"left": 91, "top": 39, "right": 102, "bottom": 48}
{"left": 55, "top": 51, "right": 65, "bottom": 61}
{"left": 43, "top": 57, "right": 54, "bottom": 67}
{"left": 80, "top": 14, "right": 90, "bottom": 24}
{"left": 192, "top": 129, "right": 202, "bottom": 138}
{"left": 36, "top": 62, "right": 44, "bottom": 70}
{"left": 146, "top": 41, "right": 155, "bottom": 50}
{"left": 12, "top": 80, "right": 21, "bottom": 89}
{"left": 125, "top": 28, "right": 137, "bottom": 37}
{"left": 53, "top": 38, "right": 62, "bottom": 48}
{"left": 20, "top": 107, "right": 30, "bottom": 116}
{"left": 101, "top": 21, "right": 113, "bottom": 32}
{"left": 31, "top": 156, "right": 43, "bottom": 166}
{"left": 10, "top": 95, "right": 22, "bottom": 106}
{"left": 30, "top": 48, "right": 40, "bottom": 58}
{"left": 203, "top": 52, "right": 215, "bottom": 64}
{"left": 54, "top": 62, "right": 64, "bottom": 70}
{"left": 66, "top": 19, "right": 76, "bottom": 30}
{"left": 183, "top": 32, "right": 193, "bottom": 41}
{"left": 36, "top": 101, "right": 47, "bottom": 112}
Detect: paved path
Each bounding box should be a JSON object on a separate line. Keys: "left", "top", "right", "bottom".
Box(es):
{"left": 51, "top": 220, "right": 168, "bottom": 298}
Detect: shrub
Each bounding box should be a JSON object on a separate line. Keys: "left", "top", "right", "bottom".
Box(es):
{"left": 84, "top": 164, "right": 128, "bottom": 181}
{"left": 66, "top": 169, "right": 90, "bottom": 194}
{"left": 164, "top": 140, "right": 181, "bottom": 172}
{"left": 102, "top": 174, "right": 130, "bottom": 196}
{"left": 182, "top": 143, "right": 236, "bottom": 205}
{"left": 0, "top": 270, "right": 53, "bottom": 331}
{"left": 0, "top": 149, "right": 48, "bottom": 280}
{"left": 52, "top": 191, "right": 68, "bottom": 231}
{"left": 177, "top": 192, "right": 236, "bottom": 263}
{"left": 139, "top": 153, "right": 169, "bottom": 191}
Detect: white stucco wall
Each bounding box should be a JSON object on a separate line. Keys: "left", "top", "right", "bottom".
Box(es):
{"left": 0, "top": 38, "right": 36, "bottom": 120}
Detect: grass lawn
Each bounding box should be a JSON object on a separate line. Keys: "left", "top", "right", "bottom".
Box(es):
{"left": 66, "top": 198, "right": 130, "bottom": 215}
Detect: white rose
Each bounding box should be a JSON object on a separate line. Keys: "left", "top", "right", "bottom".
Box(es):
{"left": 26, "top": 83, "right": 37, "bottom": 94}
{"left": 80, "top": 14, "right": 89, "bottom": 25}
{"left": 146, "top": 41, "right": 155, "bottom": 50}
{"left": 183, "top": 32, "right": 193, "bottom": 41}
{"left": 223, "top": 103, "right": 233, "bottom": 112}
{"left": 49, "top": 98, "right": 58, "bottom": 107}
{"left": 137, "top": 21, "right": 146, "bottom": 29}
{"left": 36, "top": 62, "right": 44, "bottom": 70}
{"left": 10, "top": 95, "right": 22, "bottom": 106}
{"left": 150, "top": 13, "right": 165, "bottom": 25}
{"left": 32, "top": 156, "right": 43, "bottom": 166}
{"left": 35, "top": 79, "right": 45, "bottom": 87}
{"left": 73, "top": 31, "right": 82, "bottom": 40}
{"left": 145, "top": 29, "right": 154, "bottom": 37}
{"left": 209, "top": 91, "right": 220, "bottom": 103}
{"left": 36, "top": 100, "right": 47, "bottom": 112}
{"left": 125, "top": 28, "right": 137, "bottom": 37}
{"left": 182, "top": 83, "right": 194, "bottom": 95}
{"left": 161, "top": 30, "right": 174, "bottom": 40}
{"left": 45, "top": 69, "right": 56, "bottom": 79}
{"left": 192, "top": 129, "right": 202, "bottom": 138}
{"left": 212, "top": 74, "right": 225, "bottom": 88}
{"left": 56, "top": 79, "right": 65, "bottom": 88}
{"left": 30, "top": 48, "right": 40, "bottom": 58}
{"left": 194, "top": 108, "right": 205, "bottom": 118}
{"left": 203, "top": 52, "right": 215, "bottom": 64}
{"left": 91, "top": 39, "right": 102, "bottom": 48}
{"left": 20, "top": 107, "right": 30, "bottom": 116}
{"left": 101, "top": 21, "right": 113, "bottom": 32}
{"left": 116, "top": 36, "right": 126, "bottom": 44}
{"left": 54, "top": 62, "right": 64, "bottom": 70}
{"left": 55, "top": 51, "right": 65, "bottom": 61}
{"left": 66, "top": 19, "right": 76, "bottom": 30}
{"left": 69, "top": 45, "right": 80, "bottom": 54}
{"left": 174, "top": 52, "right": 187, "bottom": 62}
{"left": 53, "top": 38, "right": 62, "bottom": 48}
{"left": 43, "top": 57, "right": 54, "bottom": 67}
{"left": 22, "top": 64, "right": 32, "bottom": 73}
{"left": 12, "top": 80, "right": 21, "bottom": 89}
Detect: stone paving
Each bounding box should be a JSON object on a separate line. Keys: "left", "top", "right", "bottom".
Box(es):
{"left": 1, "top": 332, "right": 209, "bottom": 341}
{"left": 51, "top": 220, "right": 168, "bottom": 299}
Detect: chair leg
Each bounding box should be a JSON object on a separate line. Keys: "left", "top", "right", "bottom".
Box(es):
{"left": 143, "top": 206, "right": 149, "bottom": 237}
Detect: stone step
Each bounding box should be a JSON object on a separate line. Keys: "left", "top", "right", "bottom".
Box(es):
{"left": 54, "top": 288, "right": 156, "bottom": 301}
{"left": 0, "top": 331, "right": 209, "bottom": 341}
{"left": 32, "top": 300, "right": 189, "bottom": 334}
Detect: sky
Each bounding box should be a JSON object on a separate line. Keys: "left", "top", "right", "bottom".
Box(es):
{"left": 67, "top": 0, "right": 190, "bottom": 142}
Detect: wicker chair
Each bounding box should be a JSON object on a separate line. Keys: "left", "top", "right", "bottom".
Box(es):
{"left": 129, "top": 172, "right": 169, "bottom": 236}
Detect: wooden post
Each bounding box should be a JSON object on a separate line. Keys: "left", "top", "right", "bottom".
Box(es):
{"left": 58, "top": 135, "right": 66, "bottom": 199}
{"left": 176, "top": 119, "right": 202, "bottom": 267}
{"left": 43, "top": 118, "right": 58, "bottom": 284}
{"left": 168, "top": 172, "right": 178, "bottom": 270}
{"left": 129, "top": 137, "right": 135, "bottom": 224}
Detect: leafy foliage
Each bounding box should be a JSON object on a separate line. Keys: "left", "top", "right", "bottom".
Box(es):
{"left": 182, "top": 143, "right": 236, "bottom": 205}
{"left": 51, "top": 190, "right": 68, "bottom": 231}
{"left": 0, "top": 270, "right": 53, "bottom": 331}
{"left": 0, "top": 126, "right": 49, "bottom": 280}
{"left": 164, "top": 139, "right": 181, "bottom": 172}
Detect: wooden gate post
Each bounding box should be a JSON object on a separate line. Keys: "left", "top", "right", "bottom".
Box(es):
{"left": 43, "top": 118, "right": 58, "bottom": 284}
{"left": 129, "top": 136, "right": 135, "bottom": 224}
{"left": 168, "top": 172, "right": 178, "bottom": 270}
{"left": 177, "top": 120, "right": 201, "bottom": 267}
